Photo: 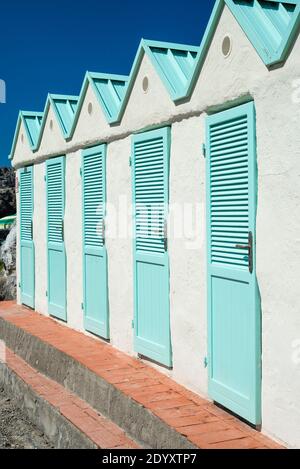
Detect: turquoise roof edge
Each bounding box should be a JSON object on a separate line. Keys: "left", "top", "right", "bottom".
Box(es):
{"left": 224, "top": 0, "right": 300, "bottom": 67}
{"left": 9, "top": 0, "right": 300, "bottom": 159}
{"left": 67, "top": 71, "right": 130, "bottom": 140}
{"left": 9, "top": 111, "right": 44, "bottom": 160}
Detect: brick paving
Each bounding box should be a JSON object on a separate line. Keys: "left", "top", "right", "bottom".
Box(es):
{"left": 4, "top": 346, "right": 139, "bottom": 449}
{"left": 0, "top": 301, "right": 284, "bottom": 449}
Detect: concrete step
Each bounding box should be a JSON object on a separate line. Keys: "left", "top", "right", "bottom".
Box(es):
{"left": 0, "top": 347, "right": 140, "bottom": 449}
{"left": 0, "top": 302, "right": 284, "bottom": 449}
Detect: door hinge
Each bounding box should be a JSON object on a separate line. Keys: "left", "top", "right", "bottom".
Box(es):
{"left": 204, "top": 356, "right": 208, "bottom": 368}
{"left": 202, "top": 143, "right": 206, "bottom": 158}
{"left": 18, "top": 282, "right": 21, "bottom": 288}
{"left": 81, "top": 302, "right": 84, "bottom": 311}
{"left": 129, "top": 156, "right": 132, "bottom": 167}
{"left": 44, "top": 175, "right": 47, "bottom": 182}
{"left": 131, "top": 319, "right": 134, "bottom": 329}
{"left": 46, "top": 291, "right": 48, "bottom": 297}
{"left": 80, "top": 167, "right": 82, "bottom": 177}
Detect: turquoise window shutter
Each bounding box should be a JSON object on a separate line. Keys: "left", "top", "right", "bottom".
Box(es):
{"left": 132, "top": 127, "right": 172, "bottom": 367}
{"left": 206, "top": 102, "right": 261, "bottom": 425}
{"left": 46, "top": 156, "right": 67, "bottom": 321}
{"left": 20, "top": 166, "right": 35, "bottom": 308}
{"left": 82, "top": 144, "right": 109, "bottom": 339}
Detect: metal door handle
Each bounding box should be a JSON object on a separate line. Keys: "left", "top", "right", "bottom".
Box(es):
{"left": 164, "top": 219, "right": 168, "bottom": 252}
{"left": 235, "top": 231, "right": 253, "bottom": 274}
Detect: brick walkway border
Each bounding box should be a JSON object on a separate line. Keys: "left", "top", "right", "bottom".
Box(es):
{"left": 0, "top": 302, "right": 284, "bottom": 449}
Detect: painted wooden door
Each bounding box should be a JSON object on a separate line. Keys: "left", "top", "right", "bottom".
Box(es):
{"left": 132, "top": 127, "right": 172, "bottom": 367}
{"left": 206, "top": 102, "right": 261, "bottom": 425}
{"left": 20, "top": 166, "right": 35, "bottom": 308}
{"left": 46, "top": 156, "right": 67, "bottom": 321}
{"left": 82, "top": 145, "right": 109, "bottom": 339}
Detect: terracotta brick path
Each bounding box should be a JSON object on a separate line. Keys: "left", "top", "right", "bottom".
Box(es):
{"left": 0, "top": 301, "right": 284, "bottom": 449}
{"left": 4, "top": 346, "right": 139, "bottom": 449}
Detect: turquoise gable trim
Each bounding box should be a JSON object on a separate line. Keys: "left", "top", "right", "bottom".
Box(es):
{"left": 225, "top": 0, "right": 300, "bottom": 66}
{"left": 115, "top": 39, "right": 199, "bottom": 124}
{"left": 9, "top": 0, "right": 300, "bottom": 161}
{"left": 50, "top": 94, "right": 79, "bottom": 137}
{"left": 89, "top": 72, "right": 129, "bottom": 122}
{"left": 68, "top": 72, "right": 129, "bottom": 138}
{"left": 9, "top": 111, "right": 44, "bottom": 159}
{"left": 143, "top": 39, "right": 199, "bottom": 100}
{"left": 33, "top": 94, "right": 79, "bottom": 151}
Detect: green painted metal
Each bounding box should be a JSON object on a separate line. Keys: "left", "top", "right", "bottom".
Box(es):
{"left": 82, "top": 144, "right": 109, "bottom": 339}
{"left": 132, "top": 127, "right": 172, "bottom": 367}
{"left": 46, "top": 156, "right": 67, "bottom": 321}
{"left": 206, "top": 101, "right": 261, "bottom": 425}
{"left": 0, "top": 214, "right": 16, "bottom": 227}
{"left": 19, "top": 166, "right": 35, "bottom": 308}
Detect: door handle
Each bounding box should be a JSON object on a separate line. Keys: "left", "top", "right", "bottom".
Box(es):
{"left": 30, "top": 220, "right": 33, "bottom": 240}
{"left": 235, "top": 231, "right": 253, "bottom": 274}
{"left": 163, "top": 219, "right": 168, "bottom": 252}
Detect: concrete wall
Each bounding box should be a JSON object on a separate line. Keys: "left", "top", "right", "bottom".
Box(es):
{"left": 12, "top": 4, "right": 300, "bottom": 448}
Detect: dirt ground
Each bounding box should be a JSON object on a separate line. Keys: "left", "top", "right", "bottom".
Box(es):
{"left": 0, "top": 387, "right": 53, "bottom": 449}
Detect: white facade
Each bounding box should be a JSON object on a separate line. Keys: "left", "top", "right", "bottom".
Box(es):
{"left": 11, "top": 3, "right": 300, "bottom": 448}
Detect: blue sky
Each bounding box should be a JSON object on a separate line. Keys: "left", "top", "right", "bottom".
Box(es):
{"left": 0, "top": 0, "right": 215, "bottom": 167}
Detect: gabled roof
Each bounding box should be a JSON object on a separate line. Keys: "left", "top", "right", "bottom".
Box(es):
{"left": 22, "top": 112, "right": 43, "bottom": 147}
{"left": 33, "top": 93, "right": 79, "bottom": 150}
{"left": 9, "top": 0, "right": 300, "bottom": 160}
{"left": 89, "top": 72, "right": 129, "bottom": 121}
{"left": 143, "top": 39, "right": 199, "bottom": 99}
{"left": 50, "top": 95, "right": 79, "bottom": 137}
{"left": 115, "top": 38, "right": 199, "bottom": 124}
{"left": 225, "top": 0, "right": 300, "bottom": 66}
{"left": 68, "top": 72, "right": 129, "bottom": 138}
{"left": 9, "top": 111, "right": 43, "bottom": 159}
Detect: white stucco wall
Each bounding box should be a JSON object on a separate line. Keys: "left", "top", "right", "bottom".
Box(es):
{"left": 64, "top": 152, "right": 84, "bottom": 332}
{"left": 33, "top": 162, "right": 48, "bottom": 315}
{"left": 11, "top": 3, "right": 300, "bottom": 448}
{"left": 106, "top": 138, "right": 134, "bottom": 354}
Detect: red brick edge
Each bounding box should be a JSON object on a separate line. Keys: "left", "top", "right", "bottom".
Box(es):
{"left": 4, "top": 346, "right": 139, "bottom": 449}
{"left": 0, "top": 302, "right": 285, "bottom": 449}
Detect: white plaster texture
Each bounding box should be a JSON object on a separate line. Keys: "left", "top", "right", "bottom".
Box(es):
{"left": 32, "top": 162, "right": 48, "bottom": 315}
{"left": 11, "top": 3, "right": 300, "bottom": 448}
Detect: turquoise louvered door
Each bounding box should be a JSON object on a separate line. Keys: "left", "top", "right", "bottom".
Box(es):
{"left": 20, "top": 166, "right": 35, "bottom": 308}
{"left": 132, "top": 127, "right": 172, "bottom": 367}
{"left": 46, "top": 156, "right": 66, "bottom": 321}
{"left": 82, "top": 145, "right": 109, "bottom": 339}
{"left": 206, "top": 102, "right": 261, "bottom": 425}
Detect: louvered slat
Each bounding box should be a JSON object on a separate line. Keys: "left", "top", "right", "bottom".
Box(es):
{"left": 134, "top": 136, "right": 166, "bottom": 254}
{"left": 83, "top": 150, "right": 104, "bottom": 247}
{"left": 209, "top": 114, "right": 250, "bottom": 268}
{"left": 20, "top": 169, "right": 33, "bottom": 241}
{"left": 47, "top": 161, "right": 63, "bottom": 243}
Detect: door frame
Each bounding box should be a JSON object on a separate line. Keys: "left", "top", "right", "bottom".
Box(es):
{"left": 46, "top": 155, "right": 67, "bottom": 321}
{"left": 81, "top": 144, "right": 109, "bottom": 339}
{"left": 131, "top": 126, "right": 172, "bottom": 367}
{"left": 205, "top": 101, "right": 262, "bottom": 424}
{"left": 19, "top": 166, "right": 35, "bottom": 309}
